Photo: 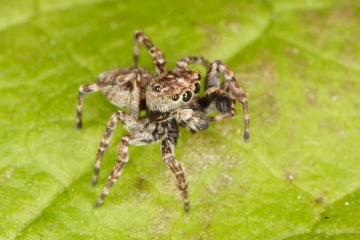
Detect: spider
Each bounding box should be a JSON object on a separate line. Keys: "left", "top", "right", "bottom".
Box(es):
{"left": 76, "top": 30, "right": 250, "bottom": 212}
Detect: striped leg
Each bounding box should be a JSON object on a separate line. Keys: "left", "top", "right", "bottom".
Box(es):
{"left": 92, "top": 110, "right": 143, "bottom": 187}
{"left": 204, "top": 60, "right": 250, "bottom": 142}
{"left": 199, "top": 87, "right": 236, "bottom": 122}
{"left": 77, "top": 82, "right": 112, "bottom": 128}
{"left": 176, "top": 56, "right": 210, "bottom": 69}
{"left": 161, "top": 138, "right": 190, "bottom": 212}
{"left": 126, "top": 74, "right": 141, "bottom": 118}
{"left": 76, "top": 72, "right": 138, "bottom": 128}
{"left": 94, "top": 137, "right": 129, "bottom": 208}
{"left": 94, "top": 130, "right": 154, "bottom": 207}
{"left": 133, "top": 30, "right": 166, "bottom": 75}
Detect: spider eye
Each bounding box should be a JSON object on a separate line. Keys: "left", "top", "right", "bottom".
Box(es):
{"left": 194, "top": 82, "right": 200, "bottom": 94}
{"left": 182, "top": 91, "right": 192, "bottom": 102}
{"left": 172, "top": 94, "right": 179, "bottom": 101}
{"left": 154, "top": 85, "right": 161, "bottom": 92}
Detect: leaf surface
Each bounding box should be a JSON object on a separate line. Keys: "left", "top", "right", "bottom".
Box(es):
{"left": 1, "top": 0, "right": 359, "bottom": 239}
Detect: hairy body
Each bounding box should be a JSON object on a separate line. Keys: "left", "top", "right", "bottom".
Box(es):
{"left": 76, "top": 30, "right": 250, "bottom": 212}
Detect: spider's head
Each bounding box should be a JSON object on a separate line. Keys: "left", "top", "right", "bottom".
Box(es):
{"left": 146, "top": 68, "right": 201, "bottom": 121}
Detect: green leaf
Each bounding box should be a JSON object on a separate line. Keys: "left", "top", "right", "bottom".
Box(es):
{"left": 1, "top": 0, "right": 359, "bottom": 239}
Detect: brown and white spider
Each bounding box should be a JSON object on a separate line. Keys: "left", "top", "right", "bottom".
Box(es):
{"left": 76, "top": 30, "right": 250, "bottom": 212}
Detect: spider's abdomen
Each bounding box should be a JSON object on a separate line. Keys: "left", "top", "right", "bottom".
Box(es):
{"left": 98, "top": 68, "right": 153, "bottom": 108}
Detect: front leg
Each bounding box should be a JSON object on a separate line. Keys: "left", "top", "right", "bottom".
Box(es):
{"left": 161, "top": 137, "right": 190, "bottom": 212}
{"left": 204, "top": 60, "right": 250, "bottom": 142}
{"left": 199, "top": 88, "right": 236, "bottom": 122}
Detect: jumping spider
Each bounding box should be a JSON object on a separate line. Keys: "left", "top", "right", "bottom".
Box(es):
{"left": 76, "top": 30, "right": 250, "bottom": 212}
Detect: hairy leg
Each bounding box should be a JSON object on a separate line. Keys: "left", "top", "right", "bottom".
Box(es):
{"left": 77, "top": 72, "right": 138, "bottom": 128}
{"left": 161, "top": 137, "right": 190, "bottom": 212}
{"left": 94, "top": 130, "right": 155, "bottom": 207}
{"left": 133, "top": 30, "right": 166, "bottom": 75}
{"left": 92, "top": 110, "right": 144, "bottom": 187}
{"left": 204, "top": 60, "right": 250, "bottom": 142}
{"left": 176, "top": 56, "right": 210, "bottom": 69}
{"left": 199, "top": 87, "right": 236, "bottom": 122}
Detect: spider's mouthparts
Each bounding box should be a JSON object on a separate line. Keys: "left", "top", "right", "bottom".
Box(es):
{"left": 147, "top": 110, "right": 173, "bottom": 122}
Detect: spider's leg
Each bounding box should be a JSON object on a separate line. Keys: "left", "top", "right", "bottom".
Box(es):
{"left": 160, "top": 119, "right": 189, "bottom": 212}
{"left": 77, "top": 72, "right": 138, "bottom": 128}
{"left": 161, "top": 137, "right": 190, "bottom": 212}
{"left": 133, "top": 30, "right": 166, "bottom": 74}
{"left": 94, "top": 130, "right": 154, "bottom": 207}
{"left": 92, "top": 110, "right": 143, "bottom": 187}
{"left": 203, "top": 60, "right": 250, "bottom": 142}
{"left": 176, "top": 56, "right": 210, "bottom": 69}
{"left": 126, "top": 73, "right": 141, "bottom": 118}
{"left": 199, "top": 88, "right": 236, "bottom": 122}
{"left": 77, "top": 82, "right": 112, "bottom": 128}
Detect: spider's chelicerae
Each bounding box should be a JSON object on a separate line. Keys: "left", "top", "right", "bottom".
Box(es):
{"left": 77, "top": 30, "right": 250, "bottom": 212}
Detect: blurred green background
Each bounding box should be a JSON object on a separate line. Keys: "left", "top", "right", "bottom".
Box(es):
{"left": 1, "top": 0, "right": 359, "bottom": 239}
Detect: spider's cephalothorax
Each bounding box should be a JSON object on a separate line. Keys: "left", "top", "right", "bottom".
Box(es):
{"left": 76, "top": 30, "right": 250, "bottom": 212}
{"left": 146, "top": 68, "right": 201, "bottom": 121}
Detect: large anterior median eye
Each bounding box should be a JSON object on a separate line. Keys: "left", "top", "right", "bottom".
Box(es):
{"left": 154, "top": 85, "right": 161, "bottom": 92}
{"left": 194, "top": 82, "right": 200, "bottom": 94}
{"left": 182, "top": 91, "right": 192, "bottom": 102}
